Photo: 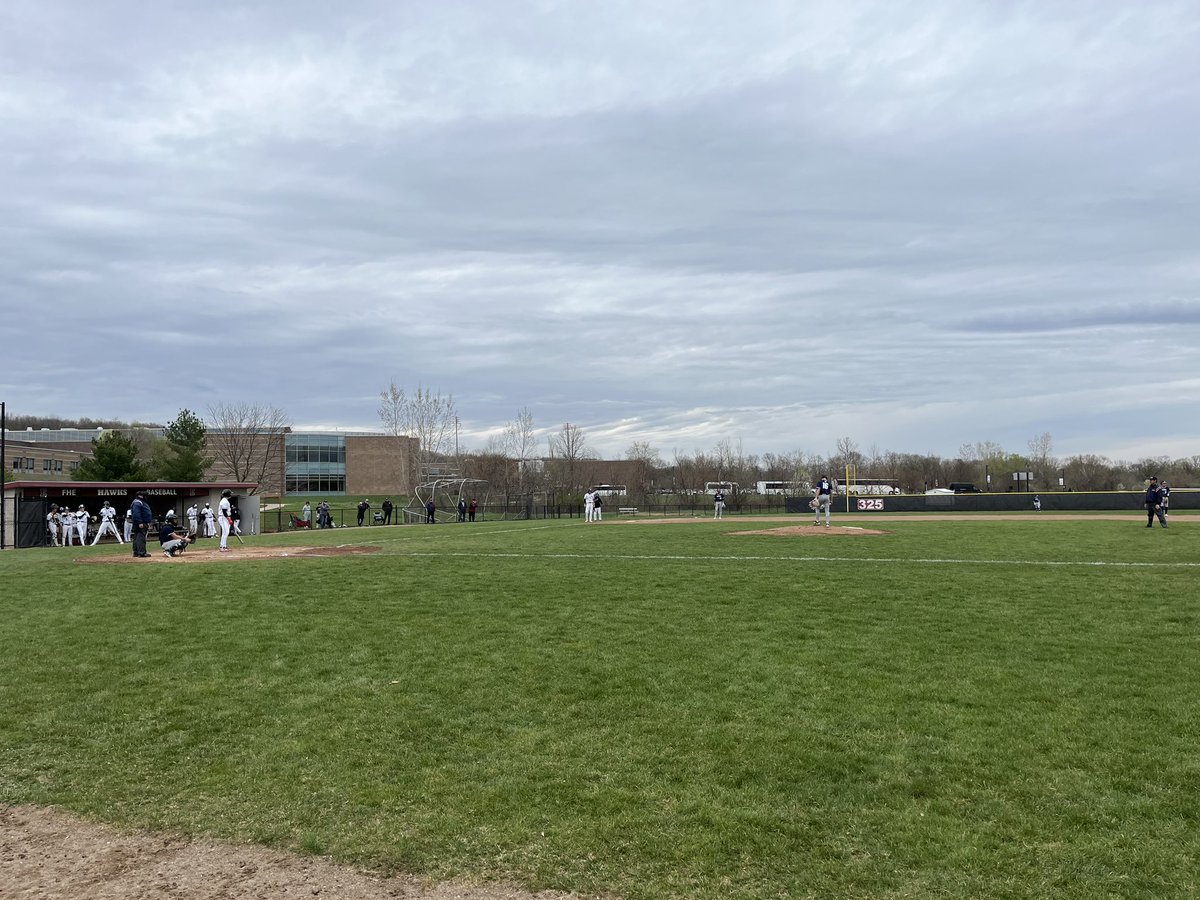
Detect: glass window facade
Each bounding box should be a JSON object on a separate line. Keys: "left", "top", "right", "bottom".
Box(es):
{"left": 285, "top": 434, "right": 347, "bottom": 495}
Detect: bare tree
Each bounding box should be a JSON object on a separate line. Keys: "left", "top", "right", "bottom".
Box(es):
{"left": 378, "top": 381, "right": 458, "bottom": 486}
{"left": 713, "top": 439, "right": 736, "bottom": 483}
{"left": 547, "top": 422, "right": 588, "bottom": 492}
{"left": 205, "top": 402, "right": 290, "bottom": 495}
{"left": 1027, "top": 432, "right": 1055, "bottom": 485}
{"left": 833, "top": 436, "right": 862, "bottom": 479}
{"left": 625, "top": 440, "right": 663, "bottom": 494}
{"left": 504, "top": 407, "right": 539, "bottom": 496}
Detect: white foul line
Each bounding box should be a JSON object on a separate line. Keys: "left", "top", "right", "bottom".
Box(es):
{"left": 401, "top": 551, "right": 1200, "bottom": 569}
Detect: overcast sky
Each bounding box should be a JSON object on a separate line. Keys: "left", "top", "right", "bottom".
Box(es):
{"left": 3, "top": 1, "right": 1198, "bottom": 462}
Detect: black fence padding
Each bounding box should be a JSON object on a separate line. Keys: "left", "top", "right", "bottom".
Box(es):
{"left": 16, "top": 497, "right": 50, "bottom": 547}
{"left": 786, "top": 491, "right": 1196, "bottom": 514}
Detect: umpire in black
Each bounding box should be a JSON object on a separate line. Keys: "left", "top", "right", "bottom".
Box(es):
{"left": 130, "top": 490, "right": 154, "bottom": 557}
{"left": 1144, "top": 476, "right": 1167, "bottom": 528}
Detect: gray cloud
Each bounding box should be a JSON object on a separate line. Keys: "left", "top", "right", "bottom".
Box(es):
{"left": 2, "top": 1, "right": 1198, "bottom": 461}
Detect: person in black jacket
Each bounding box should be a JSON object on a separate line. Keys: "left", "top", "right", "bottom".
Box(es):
{"left": 1144, "top": 476, "right": 1167, "bottom": 528}
{"left": 130, "top": 491, "right": 154, "bottom": 557}
{"left": 381, "top": 498, "right": 394, "bottom": 525}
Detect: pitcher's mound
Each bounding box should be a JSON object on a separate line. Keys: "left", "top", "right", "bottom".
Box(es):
{"left": 733, "top": 525, "right": 889, "bottom": 537}
{"left": 78, "top": 545, "right": 382, "bottom": 565}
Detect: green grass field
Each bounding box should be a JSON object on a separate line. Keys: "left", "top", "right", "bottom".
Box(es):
{"left": 2, "top": 515, "right": 1197, "bottom": 898}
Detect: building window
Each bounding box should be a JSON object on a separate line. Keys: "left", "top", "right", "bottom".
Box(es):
{"left": 285, "top": 474, "right": 346, "bottom": 494}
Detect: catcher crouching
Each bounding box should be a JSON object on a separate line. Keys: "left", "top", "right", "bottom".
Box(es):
{"left": 159, "top": 512, "right": 196, "bottom": 558}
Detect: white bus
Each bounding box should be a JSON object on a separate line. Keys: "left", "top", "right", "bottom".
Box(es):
{"left": 755, "top": 480, "right": 802, "bottom": 495}
{"left": 592, "top": 484, "right": 627, "bottom": 497}
{"left": 704, "top": 481, "right": 738, "bottom": 495}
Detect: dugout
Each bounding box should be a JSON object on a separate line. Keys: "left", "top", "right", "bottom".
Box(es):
{"left": 1, "top": 481, "right": 259, "bottom": 549}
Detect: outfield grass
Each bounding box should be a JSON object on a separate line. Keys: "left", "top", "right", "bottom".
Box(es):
{"left": 2, "top": 516, "right": 1197, "bottom": 898}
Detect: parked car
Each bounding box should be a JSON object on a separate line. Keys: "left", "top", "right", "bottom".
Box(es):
{"left": 948, "top": 482, "right": 982, "bottom": 493}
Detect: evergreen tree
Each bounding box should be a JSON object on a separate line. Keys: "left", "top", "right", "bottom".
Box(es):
{"left": 152, "top": 408, "right": 211, "bottom": 482}
{"left": 74, "top": 431, "right": 151, "bottom": 482}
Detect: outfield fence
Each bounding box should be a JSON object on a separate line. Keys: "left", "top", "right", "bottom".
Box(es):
{"left": 256, "top": 490, "right": 1197, "bottom": 533}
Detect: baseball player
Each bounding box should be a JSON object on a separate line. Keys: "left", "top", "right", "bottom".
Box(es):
{"left": 584, "top": 489, "right": 595, "bottom": 523}
{"left": 1160, "top": 481, "right": 1171, "bottom": 523}
{"left": 187, "top": 503, "right": 199, "bottom": 534}
{"left": 47, "top": 505, "right": 61, "bottom": 546}
{"left": 123, "top": 507, "right": 134, "bottom": 543}
{"left": 159, "top": 512, "right": 195, "bottom": 557}
{"left": 91, "top": 500, "right": 124, "bottom": 544}
{"left": 813, "top": 475, "right": 834, "bottom": 527}
{"left": 202, "top": 502, "right": 216, "bottom": 537}
{"left": 217, "top": 489, "right": 233, "bottom": 551}
{"left": 74, "top": 504, "right": 89, "bottom": 545}
{"left": 60, "top": 506, "right": 74, "bottom": 546}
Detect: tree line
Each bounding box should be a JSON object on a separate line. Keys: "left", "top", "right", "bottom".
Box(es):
{"left": 10, "top": 394, "right": 1195, "bottom": 496}
{"left": 373, "top": 388, "right": 1196, "bottom": 497}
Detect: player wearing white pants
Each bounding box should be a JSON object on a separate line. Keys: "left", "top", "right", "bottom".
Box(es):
{"left": 91, "top": 501, "right": 124, "bottom": 544}
{"left": 123, "top": 508, "right": 133, "bottom": 543}
{"left": 61, "top": 509, "right": 75, "bottom": 546}
{"left": 217, "top": 490, "right": 233, "bottom": 551}
{"left": 74, "top": 505, "right": 89, "bottom": 544}
{"left": 202, "top": 503, "right": 216, "bottom": 537}
{"left": 187, "top": 504, "right": 199, "bottom": 534}
{"left": 47, "top": 506, "right": 61, "bottom": 546}
{"left": 583, "top": 490, "right": 595, "bottom": 523}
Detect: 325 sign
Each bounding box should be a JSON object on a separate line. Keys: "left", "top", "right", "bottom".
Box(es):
{"left": 856, "top": 498, "right": 885, "bottom": 511}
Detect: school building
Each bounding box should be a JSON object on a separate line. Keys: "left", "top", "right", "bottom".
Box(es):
{"left": 3, "top": 427, "right": 418, "bottom": 497}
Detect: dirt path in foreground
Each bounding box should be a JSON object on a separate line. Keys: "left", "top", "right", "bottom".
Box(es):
{"left": 0, "top": 805, "right": 595, "bottom": 900}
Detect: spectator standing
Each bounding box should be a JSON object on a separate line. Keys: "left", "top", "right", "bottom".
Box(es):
{"left": 468, "top": 498, "right": 478, "bottom": 522}
{"left": 458, "top": 497, "right": 467, "bottom": 522}
{"left": 301, "top": 502, "right": 311, "bottom": 526}
{"left": 357, "top": 498, "right": 370, "bottom": 526}
{"left": 425, "top": 499, "right": 436, "bottom": 523}
{"left": 381, "top": 498, "right": 394, "bottom": 525}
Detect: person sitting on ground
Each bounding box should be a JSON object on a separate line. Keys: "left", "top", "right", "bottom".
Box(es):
{"left": 159, "top": 514, "right": 195, "bottom": 558}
